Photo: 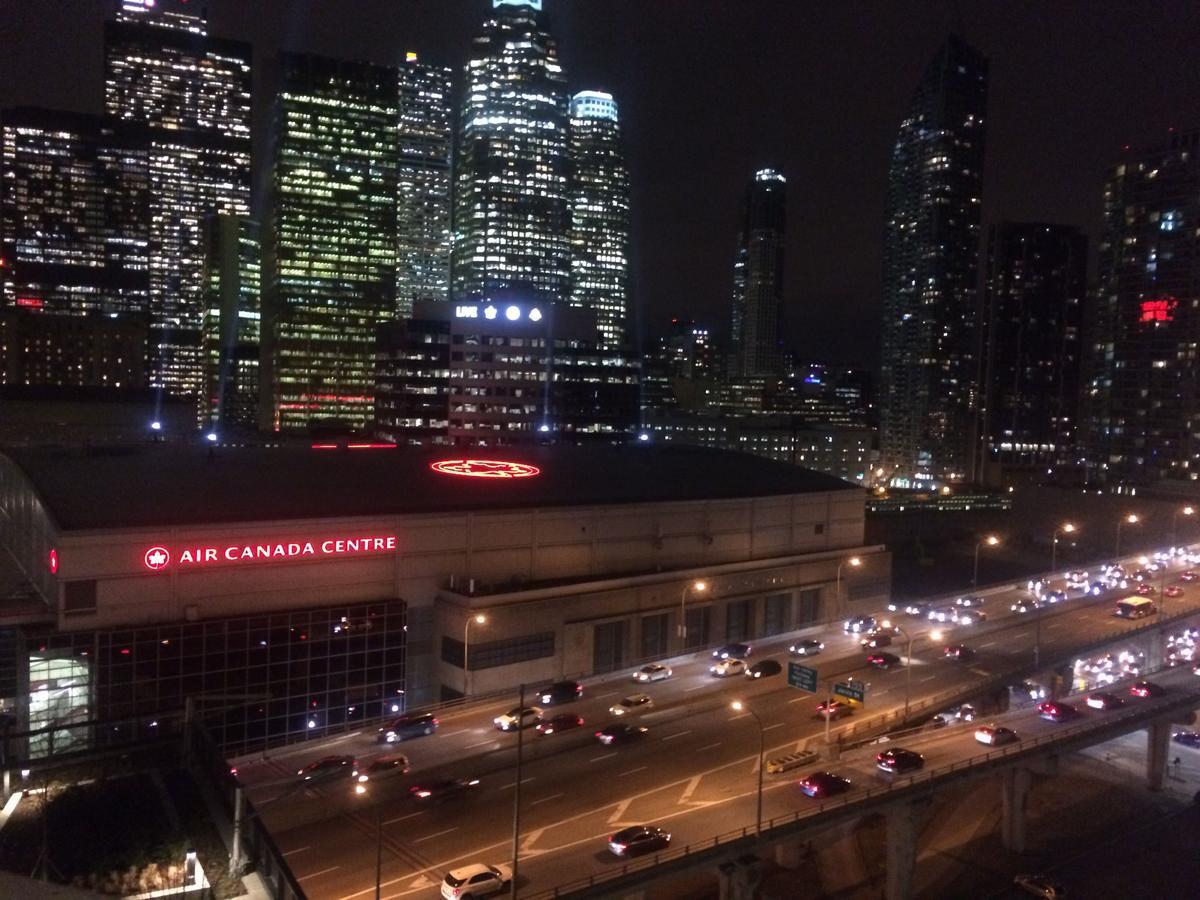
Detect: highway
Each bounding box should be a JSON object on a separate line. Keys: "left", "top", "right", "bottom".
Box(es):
{"left": 232, "top": 550, "right": 1200, "bottom": 899}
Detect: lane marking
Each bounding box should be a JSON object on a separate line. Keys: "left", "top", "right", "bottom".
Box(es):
{"left": 620, "top": 766, "right": 647, "bottom": 776}
{"left": 980, "top": 640, "right": 999, "bottom": 648}
{"left": 464, "top": 739, "right": 494, "bottom": 750}
{"left": 299, "top": 866, "right": 340, "bottom": 881}
{"left": 683, "top": 684, "right": 709, "bottom": 693}
{"left": 593, "top": 691, "right": 619, "bottom": 699}
{"left": 532, "top": 793, "right": 564, "bottom": 806}
{"left": 788, "top": 695, "right": 810, "bottom": 704}
{"left": 499, "top": 777, "right": 536, "bottom": 790}
{"left": 382, "top": 811, "right": 424, "bottom": 825}
{"left": 679, "top": 774, "right": 702, "bottom": 803}
{"left": 413, "top": 827, "right": 458, "bottom": 844}
{"left": 663, "top": 730, "right": 692, "bottom": 741}
{"left": 763, "top": 722, "right": 785, "bottom": 731}
{"left": 729, "top": 713, "right": 750, "bottom": 721}
{"left": 590, "top": 752, "right": 617, "bottom": 762}
{"left": 281, "top": 846, "right": 311, "bottom": 856}
{"left": 438, "top": 729, "right": 467, "bottom": 738}
{"left": 696, "top": 742, "right": 722, "bottom": 752}
{"left": 607, "top": 798, "right": 633, "bottom": 825}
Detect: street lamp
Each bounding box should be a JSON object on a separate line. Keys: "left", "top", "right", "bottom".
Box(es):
{"left": 678, "top": 579, "right": 707, "bottom": 648}
{"left": 972, "top": 535, "right": 1000, "bottom": 587}
{"left": 463, "top": 613, "right": 486, "bottom": 697}
{"left": 835, "top": 556, "right": 863, "bottom": 606}
{"left": 730, "top": 700, "right": 764, "bottom": 838}
{"left": 354, "top": 781, "right": 385, "bottom": 900}
{"left": 1172, "top": 505, "right": 1195, "bottom": 548}
{"left": 1115, "top": 513, "right": 1139, "bottom": 559}
{"left": 1051, "top": 523, "right": 1075, "bottom": 572}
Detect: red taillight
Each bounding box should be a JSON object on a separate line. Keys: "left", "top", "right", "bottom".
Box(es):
{"left": 595, "top": 731, "right": 603, "bottom": 737}
{"left": 432, "top": 718, "right": 440, "bottom": 725}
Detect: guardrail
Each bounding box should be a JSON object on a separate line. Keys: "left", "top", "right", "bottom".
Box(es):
{"left": 523, "top": 684, "right": 1200, "bottom": 899}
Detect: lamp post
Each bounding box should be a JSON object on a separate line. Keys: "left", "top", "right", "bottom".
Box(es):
{"left": 731, "top": 700, "right": 764, "bottom": 838}
{"left": 463, "top": 613, "right": 486, "bottom": 697}
{"left": 972, "top": 535, "right": 1000, "bottom": 587}
{"left": 1050, "top": 523, "right": 1075, "bottom": 573}
{"left": 1115, "top": 513, "right": 1139, "bottom": 559}
{"left": 678, "top": 579, "right": 707, "bottom": 649}
{"left": 835, "top": 556, "right": 863, "bottom": 607}
{"left": 1171, "top": 505, "right": 1195, "bottom": 548}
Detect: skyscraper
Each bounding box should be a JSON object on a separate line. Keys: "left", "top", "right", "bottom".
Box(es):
{"left": 729, "top": 169, "right": 786, "bottom": 378}
{"left": 981, "top": 223, "right": 1086, "bottom": 470}
{"left": 879, "top": 35, "right": 988, "bottom": 483}
{"left": 396, "top": 53, "right": 453, "bottom": 317}
{"left": 453, "top": 0, "right": 570, "bottom": 305}
{"left": 266, "top": 53, "right": 398, "bottom": 432}
{"left": 201, "top": 214, "right": 260, "bottom": 433}
{"left": 104, "top": 0, "right": 252, "bottom": 405}
{"left": 569, "top": 90, "right": 631, "bottom": 349}
{"left": 1088, "top": 128, "right": 1200, "bottom": 484}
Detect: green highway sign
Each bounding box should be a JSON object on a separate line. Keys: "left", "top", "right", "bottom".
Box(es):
{"left": 833, "top": 681, "right": 865, "bottom": 703}
{"left": 787, "top": 662, "right": 818, "bottom": 693}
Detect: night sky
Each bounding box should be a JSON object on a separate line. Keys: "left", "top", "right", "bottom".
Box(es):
{"left": 3, "top": 1, "right": 1199, "bottom": 368}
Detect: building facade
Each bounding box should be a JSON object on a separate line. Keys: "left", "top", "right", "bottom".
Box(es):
{"left": 452, "top": 0, "right": 571, "bottom": 304}
{"left": 1088, "top": 128, "right": 1200, "bottom": 484}
{"left": 0, "top": 309, "right": 146, "bottom": 389}
{"left": 879, "top": 35, "right": 988, "bottom": 483}
{"left": 729, "top": 169, "right": 786, "bottom": 378}
{"left": 568, "top": 91, "right": 631, "bottom": 350}
{"left": 396, "top": 54, "right": 453, "bottom": 317}
{"left": 201, "top": 215, "right": 260, "bottom": 434}
{"left": 266, "top": 53, "right": 399, "bottom": 433}
{"left": 981, "top": 222, "right": 1086, "bottom": 470}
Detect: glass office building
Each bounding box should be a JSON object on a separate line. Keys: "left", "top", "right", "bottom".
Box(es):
{"left": 729, "top": 169, "right": 786, "bottom": 378}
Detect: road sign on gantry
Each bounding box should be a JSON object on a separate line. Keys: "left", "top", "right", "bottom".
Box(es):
{"left": 788, "top": 662, "right": 818, "bottom": 693}
{"left": 833, "top": 681, "right": 865, "bottom": 703}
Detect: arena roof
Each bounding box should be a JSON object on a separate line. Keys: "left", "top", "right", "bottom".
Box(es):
{"left": 3, "top": 444, "right": 861, "bottom": 532}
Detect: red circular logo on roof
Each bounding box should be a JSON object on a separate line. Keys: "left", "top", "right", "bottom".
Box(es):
{"left": 144, "top": 546, "right": 171, "bottom": 571}
{"left": 430, "top": 459, "right": 541, "bottom": 479}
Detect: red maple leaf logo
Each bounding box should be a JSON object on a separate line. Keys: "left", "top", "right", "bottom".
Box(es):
{"left": 144, "top": 547, "right": 170, "bottom": 570}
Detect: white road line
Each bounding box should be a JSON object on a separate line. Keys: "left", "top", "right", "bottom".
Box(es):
{"left": 413, "top": 827, "right": 458, "bottom": 845}
{"left": 980, "top": 640, "right": 999, "bottom": 648}
{"left": 787, "top": 695, "right": 809, "bottom": 704}
{"left": 662, "top": 730, "right": 692, "bottom": 741}
{"left": 299, "top": 866, "right": 340, "bottom": 881}
{"left": 679, "top": 774, "right": 702, "bottom": 803}
{"left": 498, "top": 777, "right": 536, "bottom": 790}
{"left": 438, "top": 729, "right": 467, "bottom": 738}
{"left": 532, "top": 793, "right": 564, "bottom": 806}
{"left": 729, "top": 713, "right": 750, "bottom": 721}
{"left": 919, "top": 673, "right": 938, "bottom": 682}
{"left": 590, "top": 752, "right": 618, "bottom": 762}
{"left": 463, "top": 739, "right": 494, "bottom": 750}
{"left": 593, "top": 690, "right": 619, "bottom": 699}
{"left": 607, "top": 797, "right": 632, "bottom": 825}
{"left": 683, "top": 684, "right": 709, "bottom": 692}
{"left": 620, "top": 766, "right": 647, "bottom": 776}
{"left": 695, "top": 742, "right": 722, "bottom": 752}
{"left": 763, "top": 722, "right": 785, "bottom": 731}
{"left": 382, "top": 811, "right": 425, "bottom": 825}
{"left": 281, "top": 846, "right": 311, "bottom": 857}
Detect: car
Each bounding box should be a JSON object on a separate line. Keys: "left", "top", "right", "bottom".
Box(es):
{"left": 1085, "top": 692, "right": 1124, "bottom": 711}
{"left": 1129, "top": 680, "right": 1165, "bottom": 698}
{"left": 536, "top": 713, "right": 584, "bottom": 735}
{"left": 1172, "top": 731, "right": 1200, "bottom": 748}
{"left": 943, "top": 644, "right": 975, "bottom": 661}
{"left": 1013, "top": 874, "right": 1066, "bottom": 899}
{"left": 903, "top": 601, "right": 932, "bottom": 617}
{"left": 1165, "top": 584, "right": 1185, "bottom": 598}
{"left": 867, "top": 652, "right": 901, "bottom": 669}
{"left": 860, "top": 632, "right": 893, "bottom": 649}
{"left": 955, "top": 595, "right": 985, "bottom": 607}
{"left": 1135, "top": 583, "right": 1157, "bottom": 597}
{"left": 1133, "top": 568, "right": 1154, "bottom": 582}
{"left": 493, "top": 706, "right": 544, "bottom": 731}
{"left": 789, "top": 638, "right": 824, "bottom": 656}
{"left": 410, "top": 776, "right": 480, "bottom": 803}
{"left": 843, "top": 615, "right": 876, "bottom": 634}
{"left": 1066, "top": 569, "right": 1089, "bottom": 587}
{"left": 712, "top": 642, "right": 752, "bottom": 660}
{"left": 1044, "top": 590, "right": 1068, "bottom": 604}
{"left": 595, "top": 723, "right": 648, "bottom": 745}
{"left": 297, "top": 755, "right": 356, "bottom": 782}
{"left": 609, "top": 693, "right": 654, "bottom": 716}
{"left": 537, "top": 680, "right": 583, "bottom": 706}
{"left": 440, "top": 862, "right": 512, "bottom": 900}
{"left": 1037, "top": 701, "right": 1079, "bottom": 722}
{"left": 927, "top": 606, "right": 956, "bottom": 623}
{"left": 953, "top": 608, "right": 987, "bottom": 626}
{"left": 607, "top": 825, "right": 671, "bottom": 857}
{"left": 377, "top": 712, "right": 439, "bottom": 743}
{"left": 798, "top": 771, "right": 851, "bottom": 797}
{"left": 746, "top": 659, "right": 783, "bottom": 679}
{"left": 1011, "top": 598, "right": 1041, "bottom": 614}
{"left": 975, "top": 725, "right": 1018, "bottom": 746}
{"left": 1012, "top": 681, "right": 1048, "bottom": 702}
{"left": 816, "top": 698, "right": 858, "bottom": 719}
{"left": 1181, "top": 570, "right": 1199, "bottom": 583}
{"left": 876, "top": 748, "right": 925, "bottom": 774}
{"left": 710, "top": 658, "right": 747, "bottom": 677}
{"left": 632, "top": 664, "right": 672, "bottom": 683}
{"left": 1086, "top": 580, "right": 1108, "bottom": 596}
{"left": 352, "top": 755, "right": 409, "bottom": 785}
{"left": 951, "top": 703, "right": 979, "bottom": 721}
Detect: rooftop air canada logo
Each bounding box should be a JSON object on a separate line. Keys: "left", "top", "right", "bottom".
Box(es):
{"left": 144, "top": 547, "right": 171, "bottom": 571}
{"left": 430, "top": 459, "right": 541, "bottom": 479}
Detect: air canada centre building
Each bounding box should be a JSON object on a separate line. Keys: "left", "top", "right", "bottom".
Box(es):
{"left": 0, "top": 444, "right": 888, "bottom": 754}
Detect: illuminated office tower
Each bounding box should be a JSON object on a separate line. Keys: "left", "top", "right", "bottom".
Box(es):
{"left": 569, "top": 91, "right": 631, "bottom": 349}
{"left": 266, "top": 53, "right": 398, "bottom": 432}
{"left": 729, "top": 169, "right": 786, "bottom": 378}
{"left": 104, "top": 0, "right": 252, "bottom": 405}
{"left": 396, "top": 54, "right": 453, "bottom": 317}
{"left": 453, "top": 0, "right": 571, "bottom": 304}
{"left": 201, "top": 214, "right": 260, "bottom": 434}
{"left": 879, "top": 35, "right": 988, "bottom": 482}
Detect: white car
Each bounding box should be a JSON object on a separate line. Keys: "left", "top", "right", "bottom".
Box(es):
{"left": 632, "top": 664, "right": 672, "bottom": 683}
{"left": 953, "top": 608, "right": 986, "bottom": 626}
{"left": 492, "top": 706, "right": 543, "bottom": 732}
{"left": 441, "top": 862, "right": 512, "bottom": 899}
{"left": 709, "top": 658, "right": 747, "bottom": 677}
{"left": 927, "top": 606, "right": 955, "bottom": 623}
{"left": 610, "top": 693, "right": 654, "bottom": 716}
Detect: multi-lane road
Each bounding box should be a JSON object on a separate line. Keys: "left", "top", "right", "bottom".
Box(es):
{"left": 233, "top": 550, "right": 1200, "bottom": 899}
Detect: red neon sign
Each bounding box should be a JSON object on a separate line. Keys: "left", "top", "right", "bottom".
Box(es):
{"left": 142, "top": 535, "right": 397, "bottom": 572}
{"left": 15, "top": 297, "right": 44, "bottom": 309}
{"left": 1140, "top": 297, "right": 1178, "bottom": 323}
{"left": 430, "top": 459, "right": 541, "bottom": 479}
{"left": 48, "top": 549, "right": 58, "bottom": 574}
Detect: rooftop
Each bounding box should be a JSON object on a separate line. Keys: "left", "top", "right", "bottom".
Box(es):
{"left": 4, "top": 444, "right": 859, "bottom": 532}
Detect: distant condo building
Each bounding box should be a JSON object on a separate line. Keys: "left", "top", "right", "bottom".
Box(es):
{"left": 453, "top": 0, "right": 571, "bottom": 305}
{"left": 569, "top": 91, "right": 631, "bottom": 349}
{"left": 879, "top": 35, "right": 988, "bottom": 484}
{"left": 729, "top": 169, "right": 786, "bottom": 378}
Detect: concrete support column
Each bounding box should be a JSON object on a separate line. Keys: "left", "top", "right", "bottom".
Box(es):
{"left": 718, "top": 854, "right": 762, "bottom": 900}
{"left": 1001, "top": 766, "right": 1032, "bottom": 853}
{"left": 1147, "top": 721, "right": 1171, "bottom": 791}
{"left": 885, "top": 797, "right": 930, "bottom": 900}
{"left": 1049, "top": 665, "right": 1072, "bottom": 700}
{"left": 1145, "top": 631, "right": 1164, "bottom": 671}
{"left": 774, "top": 840, "right": 806, "bottom": 870}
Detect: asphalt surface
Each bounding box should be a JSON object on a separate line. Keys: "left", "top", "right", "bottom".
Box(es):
{"left": 232, "top": 550, "right": 1200, "bottom": 899}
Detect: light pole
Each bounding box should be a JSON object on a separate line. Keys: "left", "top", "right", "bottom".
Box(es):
{"left": 731, "top": 700, "right": 764, "bottom": 838}
{"left": 1050, "top": 522, "right": 1075, "bottom": 572}
{"left": 463, "top": 613, "right": 486, "bottom": 697}
{"left": 678, "top": 579, "right": 707, "bottom": 649}
{"left": 1171, "top": 505, "right": 1195, "bottom": 548}
{"left": 972, "top": 535, "right": 1000, "bottom": 587}
{"left": 1115, "top": 513, "right": 1139, "bottom": 559}
{"left": 835, "top": 556, "right": 863, "bottom": 607}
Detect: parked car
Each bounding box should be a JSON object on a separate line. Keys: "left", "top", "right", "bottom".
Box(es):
{"left": 538, "top": 680, "right": 583, "bottom": 706}
{"left": 712, "top": 642, "right": 752, "bottom": 660}
{"left": 377, "top": 712, "right": 438, "bottom": 743}
{"left": 789, "top": 639, "right": 824, "bottom": 656}
{"left": 746, "top": 659, "right": 783, "bottom": 679}
{"left": 632, "top": 664, "right": 672, "bottom": 683}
